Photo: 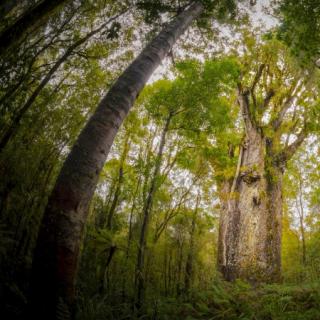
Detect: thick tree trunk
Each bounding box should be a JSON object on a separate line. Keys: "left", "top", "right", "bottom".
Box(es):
{"left": 218, "top": 91, "right": 283, "bottom": 283}
{"left": 218, "top": 134, "right": 283, "bottom": 283}
{"left": 29, "top": 3, "right": 203, "bottom": 319}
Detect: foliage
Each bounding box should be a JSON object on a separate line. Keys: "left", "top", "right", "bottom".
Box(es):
{"left": 1, "top": 0, "right": 320, "bottom": 319}
{"left": 277, "top": 0, "right": 320, "bottom": 66}
{"left": 77, "top": 279, "right": 320, "bottom": 320}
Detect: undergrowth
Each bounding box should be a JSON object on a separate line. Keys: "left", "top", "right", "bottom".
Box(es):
{"left": 76, "top": 279, "right": 320, "bottom": 320}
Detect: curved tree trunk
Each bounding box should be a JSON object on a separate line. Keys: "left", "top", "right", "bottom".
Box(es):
{"left": 29, "top": 3, "right": 204, "bottom": 319}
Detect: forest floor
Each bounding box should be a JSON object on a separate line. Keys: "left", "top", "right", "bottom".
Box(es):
{"left": 77, "top": 280, "right": 320, "bottom": 320}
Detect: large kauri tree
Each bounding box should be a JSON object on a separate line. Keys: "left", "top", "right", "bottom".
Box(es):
{"left": 217, "top": 38, "right": 320, "bottom": 283}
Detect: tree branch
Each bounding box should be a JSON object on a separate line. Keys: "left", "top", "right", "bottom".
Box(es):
{"left": 251, "top": 64, "right": 265, "bottom": 93}
{"left": 260, "top": 88, "right": 275, "bottom": 111}
{"left": 237, "top": 84, "right": 255, "bottom": 133}
{"left": 278, "top": 125, "right": 307, "bottom": 162}
{"left": 272, "top": 96, "right": 294, "bottom": 131}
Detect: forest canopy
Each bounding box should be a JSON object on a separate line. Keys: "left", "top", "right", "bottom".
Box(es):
{"left": 0, "top": 1, "right": 320, "bottom": 319}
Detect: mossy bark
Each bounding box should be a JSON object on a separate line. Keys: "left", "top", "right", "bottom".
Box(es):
{"left": 218, "top": 135, "right": 283, "bottom": 283}
{"left": 218, "top": 90, "right": 284, "bottom": 283}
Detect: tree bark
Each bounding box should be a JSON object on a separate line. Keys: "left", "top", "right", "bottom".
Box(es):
{"left": 29, "top": 3, "right": 203, "bottom": 319}
{"left": 218, "top": 90, "right": 284, "bottom": 283}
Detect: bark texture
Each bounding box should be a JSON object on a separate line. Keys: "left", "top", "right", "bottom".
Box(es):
{"left": 217, "top": 72, "right": 307, "bottom": 283}
{"left": 30, "top": 3, "right": 204, "bottom": 319}
{"left": 218, "top": 90, "right": 284, "bottom": 283}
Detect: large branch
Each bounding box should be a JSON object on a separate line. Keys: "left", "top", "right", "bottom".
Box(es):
{"left": 260, "top": 88, "right": 275, "bottom": 111}
{"left": 278, "top": 126, "right": 307, "bottom": 162}
{"left": 250, "top": 64, "right": 265, "bottom": 109}
{"left": 237, "top": 84, "right": 255, "bottom": 133}
{"left": 0, "top": 0, "right": 20, "bottom": 20}
{"left": 251, "top": 64, "right": 265, "bottom": 93}
{"left": 272, "top": 96, "right": 294, "bottom": 130}
{"left": 271, "top": 77, "right": 303, "bottom": 131}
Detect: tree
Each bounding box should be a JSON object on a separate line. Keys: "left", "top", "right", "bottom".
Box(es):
{"left": 277, "top": 0, "right": 320, "bottom": 66}
{"left": 0, "top": 0, "right": 70, "bottom": 55}
{"left": 29, "top": 3, "right": 205, "bottom": 318}
{"left": 217, "top": 37, "right": 320, "bottom": 283}
{"left": 0, "top": 9, "right": 128, "bottom": 153}
{"left": 133, "top": 56, "right": 238, "bottom": 307}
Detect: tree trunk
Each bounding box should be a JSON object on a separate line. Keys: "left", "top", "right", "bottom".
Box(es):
{"left": 121, "top": 176, "right": 140, "bottom": 300}
{"left": 218, "top": 91, "right": 283, "bottom": 283}
{"left": 184, "top": 197, "right": 199, "bottom": 293}
{"left": 29, "top": 3, "right": 203, "bottom": 318}
{"left": 0, "top": 0, "right": 70, "bottom": 55}
{"left": 296, "top": 175, "right": 306, "bottom": 266}
{"left": 176, "top": 236, "right": 184, "bottom": 296}
{"left": 135, "top": 114, "right": 172, "bottom": 309}
{"left": 106, "top": 135, "right": 130, "bottom": 229}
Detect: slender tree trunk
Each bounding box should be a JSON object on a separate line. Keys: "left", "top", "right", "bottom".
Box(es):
{"left": 101, "top": 136, "right": 131, "bottom": 292}
{"left": 30, "top": 3, "right": 203, "bottom": 318}
{"left": 121, "top": 177, "right": 141, "bottom": 301}
{"left": 135, "top": 114, "right": 172, "bottom": 309}
{"left": 0, "top": 0, "right": 70, "bottom": 55}
{"left": 296, "top": 176, "right": 306, "bottom": 266}
{"left": 106, "top": 136, "right": 130, "bottom": 229}
{"left": 184, "top": 196, "right": 199, "bottom": 293}
{"left": 176, "top": 236, "right": 184, "bottom": 296}
{"left": 164, "top": 243, "right": 168, "bottom": 296}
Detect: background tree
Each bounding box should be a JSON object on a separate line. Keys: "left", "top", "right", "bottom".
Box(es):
{"left": 217, "top": 36, "right": 320, "bottom": 283}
